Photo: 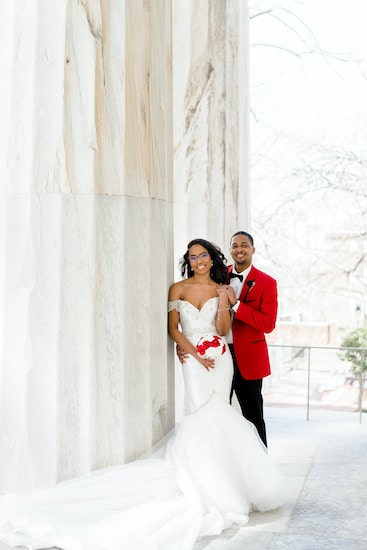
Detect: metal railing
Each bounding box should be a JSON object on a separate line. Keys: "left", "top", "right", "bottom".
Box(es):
{"left": 268, "top": 344, "right": 367, "bottom": 423}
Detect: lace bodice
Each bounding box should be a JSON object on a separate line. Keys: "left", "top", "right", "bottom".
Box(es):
{"left": 168, "top": 297, "right": 219, "bottom": 337}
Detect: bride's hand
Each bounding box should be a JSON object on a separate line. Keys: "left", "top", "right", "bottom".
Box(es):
{"left": 216, "top": 284, "right": 232, "bottom": 309}
{"left": 226, "top": 286, "right": 237, "bottom": 304}
{"left": 197, "top": 355, "right": 215, "bottom": 371}
{"left": 178, "top": 346, "right": 214, "bottom": 370}
{"left": 217, "top": 284, "right": 236, "bottom": 306}
{"left": 216, "top": 284, "right": 230, "bottom": 297}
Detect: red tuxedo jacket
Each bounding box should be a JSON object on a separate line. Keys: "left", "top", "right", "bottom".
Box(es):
{"left": 228, "top": 265, "right": 278, "bottom": 380}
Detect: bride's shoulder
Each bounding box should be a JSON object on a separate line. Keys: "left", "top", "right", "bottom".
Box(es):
{"left": 168, "top": 281, "right": 185, "bottom": 301}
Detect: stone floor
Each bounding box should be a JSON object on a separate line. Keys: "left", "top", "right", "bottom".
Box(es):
{"left": 193, "top": 406, "right": 367, "bottom": 550}
{"left": 1, "top": 405, "right": 366, "bottom": 550}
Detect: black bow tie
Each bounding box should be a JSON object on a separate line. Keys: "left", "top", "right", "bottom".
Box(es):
{"left": 230, "top": 272, "right": 243, "bottom": 282}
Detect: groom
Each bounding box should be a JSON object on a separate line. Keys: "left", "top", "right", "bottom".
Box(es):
{"left": 226, "top": 231, "right": 278, "bottom": 447}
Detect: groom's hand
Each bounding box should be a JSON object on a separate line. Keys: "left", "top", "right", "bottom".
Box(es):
{"left": 176, "top": 345, "right": 189, "bottom": 364}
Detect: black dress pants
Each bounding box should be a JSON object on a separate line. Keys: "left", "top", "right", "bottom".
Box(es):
{"left": 229, "top": 344, "right": 267, "bottom": 447}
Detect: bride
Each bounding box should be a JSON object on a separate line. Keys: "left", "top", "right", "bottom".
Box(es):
{"left": 0, "top": 238, "right": 287, "bottom": 550}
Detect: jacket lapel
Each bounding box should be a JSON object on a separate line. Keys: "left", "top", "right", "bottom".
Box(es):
{"left": 239, "top": 266, "right": 256, "bottom": 302}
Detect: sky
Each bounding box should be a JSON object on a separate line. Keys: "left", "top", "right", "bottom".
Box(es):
{"left": 248, "top": 0, "right": 367, "bottom": 326}
{"left": 249, "top": 0, "right": 367, "bottom": 150}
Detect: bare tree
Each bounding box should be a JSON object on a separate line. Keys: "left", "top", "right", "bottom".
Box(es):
{"left": 249, "top": 0, "right": 367, "bottom": 332}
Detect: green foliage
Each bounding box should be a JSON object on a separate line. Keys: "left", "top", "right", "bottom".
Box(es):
{"left": 338, "top": 328, "right": 367, "bottom": 377}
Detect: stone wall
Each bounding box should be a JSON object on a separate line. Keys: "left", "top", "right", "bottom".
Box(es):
{"left": 0, "top": 0, "right": 249, "bottom": 493}
{"left": 0, "top": 0, "right": 174, "bottom": 493}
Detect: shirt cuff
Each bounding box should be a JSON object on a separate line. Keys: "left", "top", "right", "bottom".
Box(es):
{"left": 231, "top": 300, "right": 240, "bottom": 313}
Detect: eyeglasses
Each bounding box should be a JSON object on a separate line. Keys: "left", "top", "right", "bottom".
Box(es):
{"left": 188, "top": 252, "right": 209, "bottom": 263}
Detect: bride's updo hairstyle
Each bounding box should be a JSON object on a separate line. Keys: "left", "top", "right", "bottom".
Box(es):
{"left": 180, "top": 238, "right": 228, "bottom": 284}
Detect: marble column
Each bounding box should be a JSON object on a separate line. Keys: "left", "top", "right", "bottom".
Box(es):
{"left": 173, "top": 0, "right": 250, "bottom": 260}
{"left": 0, "top": 0, "right": 173, "bottom": 493}
{"left": 0, "top": 0, "right": 249, "bottom": 494}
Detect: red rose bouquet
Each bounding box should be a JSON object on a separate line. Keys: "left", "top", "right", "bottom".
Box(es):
{"left": 196, "top": 335, "right": 227, "bottom": 359}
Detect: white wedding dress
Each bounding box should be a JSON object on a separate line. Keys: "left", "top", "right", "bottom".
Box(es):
{"left": 0, "top": 297, "right": 287, "bottom": 550}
